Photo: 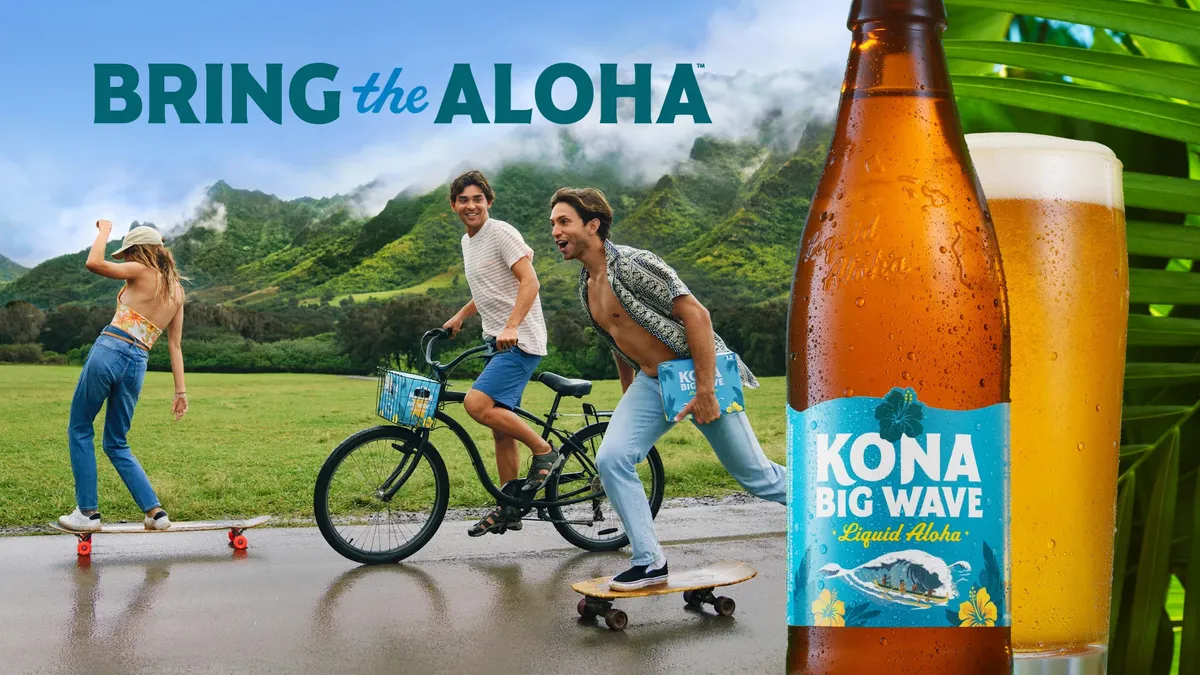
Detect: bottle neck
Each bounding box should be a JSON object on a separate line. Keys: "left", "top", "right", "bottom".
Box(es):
{"left": 843, "top": 21, "right": 951, "bottom": 97}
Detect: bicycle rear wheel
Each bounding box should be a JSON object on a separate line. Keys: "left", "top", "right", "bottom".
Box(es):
{"left": 545, "top": 421, "right": 665, "bottom": 551}
{"left": 314, "top": 425, "right": 449, "bottom": 564}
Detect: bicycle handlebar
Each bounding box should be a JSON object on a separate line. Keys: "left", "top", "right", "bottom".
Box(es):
{"left": 421, "top": 328, "right": 494, "bottom": 380}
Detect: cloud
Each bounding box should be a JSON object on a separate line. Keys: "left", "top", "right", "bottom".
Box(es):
{"left": 0, "top": 0, "right": 849, "bottom": 266}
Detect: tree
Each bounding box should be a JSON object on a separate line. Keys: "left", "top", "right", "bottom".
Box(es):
{"left": 0, "top": 301, "right": 45, "bottom": 344}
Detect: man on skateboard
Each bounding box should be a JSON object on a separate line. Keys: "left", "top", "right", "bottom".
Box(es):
{"left": 441, "top": 170, "right": 561, "bottom": 537}
{"left": 548, "top": 187, "right": 786, "bottom": 591}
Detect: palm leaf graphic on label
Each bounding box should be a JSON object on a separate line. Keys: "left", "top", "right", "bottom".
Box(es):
{"left": 843, "top": 601, "right": 882, "bottom": 628}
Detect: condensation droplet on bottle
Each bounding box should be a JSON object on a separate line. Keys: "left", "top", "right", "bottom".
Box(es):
{"left": 817, "top": 580, "right": 825, "bottom": 590}
{"left": 938, "top": 246, "right": 947, "bottom": 254}
{"left": 855, "top": 297, "right": 866, "bottom": 307}
{"left": 879, "top": 637, "right": 888, "bottom": 646}
{"left": 843, "top": 388, "right": 855, "bottom": 398}
{"left": 1095, "top": 404, "right": 1101, "bottom": 413}
{"left": 1050, "top": 352, "right": 1058, "bottom": 361}
{"left": 810, "top": 421, "right": 818, "bottom": 430}
{"left": 1077, "top": 442, "right": 1085, "bottom": 451}
{"left": 1048, "top": 539, "right": 1056, "bottom": 550}
{"left": 902, "top": 371, "right": 911, "bottom": 380}
{"left": 979, "top": 378, "right": 986, "bottom": 387}
{"left": 819, "top": 544, "right": 828, "bottom": 555}
{"left": 906, "top": 352, "right": 915, "bottom": 361}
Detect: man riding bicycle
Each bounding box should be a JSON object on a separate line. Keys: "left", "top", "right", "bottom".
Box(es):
{"left": 442, "top": 170, "right": 563, "bottom": 537}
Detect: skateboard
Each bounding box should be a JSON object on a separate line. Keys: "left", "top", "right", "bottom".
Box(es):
{"left": 572, "top": 559, "right": 757, "bottom": 631}
{"left": 48, "top": 515, "right": 271, "bottom": 556}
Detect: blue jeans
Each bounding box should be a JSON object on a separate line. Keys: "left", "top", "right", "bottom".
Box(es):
{"left": 596, "top": 372, "right": 787, "bottom": 566}
{"left": 68, "top": 326, "right": 161, "bottom": 512}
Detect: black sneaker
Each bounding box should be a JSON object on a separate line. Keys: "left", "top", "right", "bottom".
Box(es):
{"left": 609, "top": 559, "right": 669, "bottom": 591}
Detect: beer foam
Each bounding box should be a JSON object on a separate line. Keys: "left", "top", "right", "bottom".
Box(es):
{"left": 965, "top": 133, "right": 1124, "bottom": 209}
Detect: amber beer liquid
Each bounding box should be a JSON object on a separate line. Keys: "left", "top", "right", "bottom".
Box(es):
{"left": 967, "top": 133, "right": 1127, "bottom": 672}
{"left": 785, "top": 1, "right": 1012, "bottom": 673}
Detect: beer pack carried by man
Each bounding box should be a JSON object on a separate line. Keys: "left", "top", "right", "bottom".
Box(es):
{"left": 548, "top": 186, "right": 787, "bottom": 591}
{"left": 441, "top": 170, "right": 560, "bottom": 537}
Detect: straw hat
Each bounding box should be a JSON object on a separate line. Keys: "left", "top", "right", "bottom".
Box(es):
{"left": 112, "top": 226, "right": 164, "bottom": 259}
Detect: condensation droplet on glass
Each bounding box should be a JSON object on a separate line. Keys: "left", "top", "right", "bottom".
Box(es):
{"left": 817, "top": 580, "right": 825, "bottom": 590}
{"left": 855, "top": 297, "right": 866, "bottom": 307}
{"left": 810, "top": 421, "right": 818, "bottom": 430}
{"left": 819, "top": 544, "right": 828, "bottom": 555}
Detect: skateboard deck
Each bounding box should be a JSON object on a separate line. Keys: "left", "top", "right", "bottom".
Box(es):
{"left": 572, "top": 560, "right": 757, "bottom": 630}
{"left": 48, "top": 515, "right": 271, "bottom": 556}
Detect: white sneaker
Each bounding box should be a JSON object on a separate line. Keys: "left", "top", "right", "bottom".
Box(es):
{"left": 59, "top": 508, "right": 101, "bottom": 532}
{"left": 144, "top": 511, "right": 172, "bottom": 531}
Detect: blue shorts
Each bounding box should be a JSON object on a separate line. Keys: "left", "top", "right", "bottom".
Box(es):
{"left": 471, "top": 345, "right": 542, "bottom": 410}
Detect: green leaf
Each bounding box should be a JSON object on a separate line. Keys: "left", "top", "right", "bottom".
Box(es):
{"left": 944, "top": 41, "right": 1200, "bottom": 101}
{"left": 1131, "top": 268, "right": 1200, "bottom": 305}
{"left": 953, "top": 76, "right": 1200, "bottom": 145}
{"left": 946, "top": 0, "right": 1200, "bottom": 48}
{"left": 1125, "top": 173, "right": 1200, "bottom": 215}
{"left": 1128, "top": 221, "right": 1200, "bottom": 259}
{"left": 1123, "top": 430, "right": 1181, "bottom": 674}
{"left": 1182, "top": 468, "right": 1200, "bottom": 675}
{"left": 945, "top": 7, "right": 1016, "bottom": 76}
{"left": 1125, "top": 363, "right": 1200, "bottom": 389}
{"left": 1128, "top": 314, "right": 1200, "bottom": 347}
{"left": 1110, "top": 473, "right": 1137, "bottom": 669}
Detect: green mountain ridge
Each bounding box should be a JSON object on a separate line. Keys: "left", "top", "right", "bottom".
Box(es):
{"left": 1, "top": 122, "right": 832, "bottom": 314}
{"left": 0, "top": 253, "right": 28, "bottom": 283}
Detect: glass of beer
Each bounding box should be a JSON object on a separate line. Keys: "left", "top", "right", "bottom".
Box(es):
{"left": 966, "top": 132, "right": 1128, "bottom": 672}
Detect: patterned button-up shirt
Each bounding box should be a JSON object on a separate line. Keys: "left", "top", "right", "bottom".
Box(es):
{"left": 577, "top": 240, "right": 759, "bottom": 388}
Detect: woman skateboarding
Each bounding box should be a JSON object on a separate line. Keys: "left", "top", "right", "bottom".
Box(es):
{"left": 58, "top": 220, "right": 189, "bottom": 533}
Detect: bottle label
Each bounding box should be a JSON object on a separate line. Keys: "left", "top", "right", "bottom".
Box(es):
{"left": 786, "top": 387, "right": 1010, "bottom": 629}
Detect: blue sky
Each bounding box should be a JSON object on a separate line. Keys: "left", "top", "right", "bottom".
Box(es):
{"left": 0, "top": 0, "right": 847, "bottom": 265}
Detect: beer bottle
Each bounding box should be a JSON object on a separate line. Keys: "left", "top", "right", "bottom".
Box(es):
{"left": 785, "top": 1, "right": 1012, "bottom": 673}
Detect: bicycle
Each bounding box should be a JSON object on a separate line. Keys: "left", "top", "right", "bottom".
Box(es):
{"left": 314, "top": 328, "right": 666, "bottom": 565}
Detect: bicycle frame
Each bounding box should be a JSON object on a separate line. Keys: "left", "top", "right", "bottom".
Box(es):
{"left": 381, "top": 329, "right": 611, "bottom": 511}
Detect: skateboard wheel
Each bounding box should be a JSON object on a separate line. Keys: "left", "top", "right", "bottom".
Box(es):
{"left": 232, "top": 535, "right": 249, "bottom": 550}
{"left": 715, "top": 596, "right": 736, "bottom": 617}
{"left": 604, "top": 609, "right": 628, "bottom": 631}
{"left": 77, "top": 540, "right": 92, "bottom": 556}
{"left": 577, "top": 597, "right": 591, "bottom": 618}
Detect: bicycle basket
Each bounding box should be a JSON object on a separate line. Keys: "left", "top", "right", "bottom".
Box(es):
{"left": 376, "top": 368, "right": 442, "bottom": 429}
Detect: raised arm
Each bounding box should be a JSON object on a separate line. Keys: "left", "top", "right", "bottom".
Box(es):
{"left": 85, "top": 220, "right": 144, "bottom": 280}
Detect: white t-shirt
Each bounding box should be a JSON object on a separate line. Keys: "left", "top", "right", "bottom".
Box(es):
{"left": 460, "top": 218, "right": 548, "bottom": 356}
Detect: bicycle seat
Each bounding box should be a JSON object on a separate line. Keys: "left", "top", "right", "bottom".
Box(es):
{"left": 535, "top": 372, "right": 593, "bottom": 398}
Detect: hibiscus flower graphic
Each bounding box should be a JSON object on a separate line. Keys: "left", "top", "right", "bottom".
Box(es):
{"left": 874, "top": 387, "right": 925, "bottom": 442}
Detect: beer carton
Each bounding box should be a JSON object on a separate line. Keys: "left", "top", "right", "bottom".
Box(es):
{"left": 657, "top": 352, "right": 746, "bottom": 422}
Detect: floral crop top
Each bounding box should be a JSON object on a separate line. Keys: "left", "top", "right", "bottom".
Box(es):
{"left": 111, "top": 287, "right": 163, "bottom": 349}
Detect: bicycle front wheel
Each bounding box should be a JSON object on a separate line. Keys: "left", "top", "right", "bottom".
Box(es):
{"left": 545, "top": 421, "right": 665, "bottom": 551}
{"left": 314, "top": 425, "right": 449, "bottom": 564}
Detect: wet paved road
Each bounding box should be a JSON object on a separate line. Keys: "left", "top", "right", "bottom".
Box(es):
{"left": 0, "top": 502, "right": 787, "bottom": 674}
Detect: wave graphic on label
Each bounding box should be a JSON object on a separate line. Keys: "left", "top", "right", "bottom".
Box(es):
{"left": 819, "top": 549, "right": 971, "bottom": 609}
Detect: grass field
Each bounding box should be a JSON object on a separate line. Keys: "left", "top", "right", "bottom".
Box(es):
{"left": 0, "top": 364, "right": 786, "bottom": 528}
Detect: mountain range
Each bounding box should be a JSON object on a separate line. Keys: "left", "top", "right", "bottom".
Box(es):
{"left": 0, "top": 119, "right": 831, "bottom": 316}
{"left": 0, "top": 254, "right": 27, "bottom": 284}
